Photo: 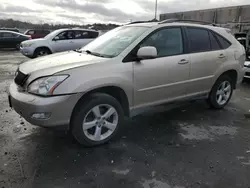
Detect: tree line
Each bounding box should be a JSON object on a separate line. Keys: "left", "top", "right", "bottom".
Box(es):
{"left": 0, "top": 19, "right": 119, "bottom": 31}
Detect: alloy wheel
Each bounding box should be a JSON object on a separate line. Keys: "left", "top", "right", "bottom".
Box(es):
{"left": 82, "top": 104, "right": 118, "bottom": 141}
{"left": 216, "top": 80, "right": 232, "bottom": 106}
{"left": 37, "top": 50, "right": 48, "bottom": 57}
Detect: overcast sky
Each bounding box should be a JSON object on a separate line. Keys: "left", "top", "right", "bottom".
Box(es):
{"left": 0, "top": 0, "right": 250, "bottom": 24}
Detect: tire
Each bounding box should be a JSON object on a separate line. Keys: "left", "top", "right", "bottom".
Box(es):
{"left": 15, "top": 44, "right": 20, "bottom": 50}
{"left": 33, "top": 47, "right": 51, "bottom": 58}
{"left": 207, "top": 75, "right": 233, "bottom": 109}
{"left": 71, "top": 93, "right": 124, "bottom": 147}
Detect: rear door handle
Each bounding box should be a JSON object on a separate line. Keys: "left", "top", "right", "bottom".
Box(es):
{"left": 218, "top": 54, "right": 226, "bottom": 59}
{"left": 178, "top": 59, "right": 189, "bottom": 65}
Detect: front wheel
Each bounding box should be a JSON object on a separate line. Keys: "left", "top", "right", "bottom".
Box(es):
{"left": 207, "top": 75, "right": 233, "bottom": 109}
{"left": 33, "top": 48, "right": 51, "bottom": 58}
{"left": 71, "top": 93, "right": 124, "bottom": 146}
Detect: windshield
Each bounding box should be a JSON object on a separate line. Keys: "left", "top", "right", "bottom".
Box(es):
{"left": 44, "top": 30, "right": 60, "bottom": 39}
{"left": 81, "top": 26, "right": 148, "bottom": 58}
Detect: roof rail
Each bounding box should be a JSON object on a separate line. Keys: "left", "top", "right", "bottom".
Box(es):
{"left": 126, "top": 20, "right": 159, "bottom": 25}
{"left": 126, "top": 21, "right": 150, "bottom": 25}
{"left": 159, "top": 19, "right": 216, "bottom": 26}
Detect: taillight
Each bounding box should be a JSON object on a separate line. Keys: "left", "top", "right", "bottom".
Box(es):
{"left": 28, "top": 36, "right": 32, "bottom": 40}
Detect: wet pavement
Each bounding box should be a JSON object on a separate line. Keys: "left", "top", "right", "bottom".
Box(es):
{"left": 0, "top": 50, "right": 250, "bottom": 188}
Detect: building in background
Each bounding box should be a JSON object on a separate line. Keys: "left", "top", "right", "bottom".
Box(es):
{"left": 160, "top": 5, "right": 250, "bottom": 33}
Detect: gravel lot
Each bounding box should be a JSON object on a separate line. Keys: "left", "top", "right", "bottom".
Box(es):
{"left": 0, "top": 50, "right": 250, "bottom": 188}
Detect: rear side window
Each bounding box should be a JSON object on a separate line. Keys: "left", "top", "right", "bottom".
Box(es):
{"left": 209, "top": 32, "right": 221, "bottom": 50}
{"left": 38, "top": 30, "right": 50, "bottom": 35}
{"left": 187, "top": 28, "right": 211, "bottom": 53}
{"left": 28, "top": 30, "right": 35, "bottom": 35}
{"left": 75, "top": 31, "right": 99, "bottom": 39}
{"left": 2, "top": 32, "right": 16, "bottom": 37}
{"left": 215, "top": 33, "right": 231, "bottom": 49}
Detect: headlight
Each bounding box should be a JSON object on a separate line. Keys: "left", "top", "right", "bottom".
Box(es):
{"left": 27, "top": 75, "right": 69, "bottom": 96}
{"left": 22, "top": 43, "right": 33, "bottom": 47}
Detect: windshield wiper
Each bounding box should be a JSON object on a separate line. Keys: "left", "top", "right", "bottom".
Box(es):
{"left": 82, "top": 50, "right": 113, "bottom": 58}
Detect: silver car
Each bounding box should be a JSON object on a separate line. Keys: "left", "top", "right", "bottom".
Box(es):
{"left": 20, "top": 28, "right": 99, "bottom": 58}
{"left": 9, "top": 20, "right": 246, "bottom": 146}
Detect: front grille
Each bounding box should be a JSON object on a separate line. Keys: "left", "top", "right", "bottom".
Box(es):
{"left": 14, "top": 70, "right": 29, "bottom": 86}
{"left": 245, "top": 72, "right": 250, "bottom": 77}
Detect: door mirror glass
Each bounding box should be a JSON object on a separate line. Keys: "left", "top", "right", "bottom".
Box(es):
{"left": 53, "top": 36, "right": 59, "bottom": 41}
{"left": 137, "top": 46, "right": 157, "bottom": 59}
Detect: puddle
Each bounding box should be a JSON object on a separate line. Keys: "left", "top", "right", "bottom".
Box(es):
{"left": 141, "top": 178, "right": 184, "bottom": 188}
{"left": 179, "top": 124, "right": 238, "bottom": 141}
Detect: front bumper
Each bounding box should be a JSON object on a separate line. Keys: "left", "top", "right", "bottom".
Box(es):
{"left": 9, "top": 82, "right": 82, "bottom": 129}
{"left": 20, "top": 46, "right": 35, "bottom": 58}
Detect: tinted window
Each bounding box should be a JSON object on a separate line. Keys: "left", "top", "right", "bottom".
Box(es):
{"left": 36, "top": 30, "right": 50, "bottom": 35}
{"left": 140, "top": 28, "right": 183, "bottom": 57}
{"left": 2, "top": 32, "right": 17, "bottom": 38}
{"left": 28, "top": 30, "right": 35, "bottom": 35}
{"left": 42, "top": 30, "right": 50, "bottom": 35}
{"left": 215, "top": 33, "right": 231, "bottom": 49}
{"left": 75, "top": 31, "right": 98, "bottom": 39}
{"left": 187, "top": 28, "right": 211, "bottom": 53}
{"left": 56, "top": 31, "right": 75, "bottom": 40}
{"left": 209, "top": 32, "right": 221, "bottom": 50}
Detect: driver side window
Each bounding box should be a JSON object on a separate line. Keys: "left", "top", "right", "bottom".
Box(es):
{"left": 140, "top": 27, "right": 183, "bottom": 57}
{"left": 55, "top": 31, "right": 75, "bottom": 40}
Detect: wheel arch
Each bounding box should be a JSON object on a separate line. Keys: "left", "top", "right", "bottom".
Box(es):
{"left": 70, "top": 86, "right": 130, "bottom": 127}
{"left": 34, "top": 46, "right": 52, "bottom": 54}
{"left": 216, "top": 69, "right": 238, "bottom": 89}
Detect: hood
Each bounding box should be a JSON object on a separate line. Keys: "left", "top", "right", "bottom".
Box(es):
{"left": 19, "top": 51, "right": 107, "bottom": 75}
{"left": 22, "top": 38, "right": 45, "bottom": 44}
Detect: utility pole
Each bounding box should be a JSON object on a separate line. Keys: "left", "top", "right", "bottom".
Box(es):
{"left": 155, "top": 0, "right": 158, "bottom": 20}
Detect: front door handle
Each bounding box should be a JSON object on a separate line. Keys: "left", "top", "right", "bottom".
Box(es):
{"left": 218, "top": 54, "right": 226, "bottom": 59}
{"left": 178, "top": 59, "right": 189, "bottom": 65}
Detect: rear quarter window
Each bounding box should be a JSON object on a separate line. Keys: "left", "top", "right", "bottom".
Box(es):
{"left": 209, "top": 31, "right": 221, "bottom": 51}
{"left": 28, "top": 30, "right": 35, "bottom": 35}
{"left": 214, "top": 32, "right": 231, "bottom": 49}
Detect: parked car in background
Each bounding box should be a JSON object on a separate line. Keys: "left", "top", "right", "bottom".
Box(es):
{"left": 235, "top": 31, "right": 250, "bottom": 59}
{"left": 9, "top": 20, "right": 246, "bottom": 146}
{"left": 244, "top": 61, "right": 250, "bottom": 79}
{"left": 20, "top": 28, "right": 99, "bottom": 58}
{"left": 0, "top": 28, "right": 20, "bottom": 33}
{"left": 0, "top": 30, "right": 31, "bottom": 49}
{"left": 24, "top": 29, "right": 50, "bottom": 39}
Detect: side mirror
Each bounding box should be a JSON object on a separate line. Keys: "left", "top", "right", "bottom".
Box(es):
{"left": 53, "top": 36, "right": 59, "bottom": 41}
{"left": 137, "top": 46, "right": 157, "bottom": 60}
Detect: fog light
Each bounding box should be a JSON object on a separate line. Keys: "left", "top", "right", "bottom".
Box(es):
{"left": 31, "top": 112, "right": 51, "bottom": 120}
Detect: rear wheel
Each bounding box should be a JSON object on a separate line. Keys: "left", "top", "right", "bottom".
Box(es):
{"left": 207, "top": 75, "right": 233, "bottom": 109}
{"left": 33, "top": 48, "right": 51, "bottom": 58}
{"left": 71, "top": 93, "right": 124, "bottom": 147}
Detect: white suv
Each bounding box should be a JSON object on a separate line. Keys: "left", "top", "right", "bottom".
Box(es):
{"left": 20, "top": 28, "right": 99, "bottom": 58}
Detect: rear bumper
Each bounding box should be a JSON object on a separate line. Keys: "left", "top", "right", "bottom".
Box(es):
{"left": 9, "top": 82, "right": 82, "bottom": 129}
{"left": 244, "top": 67, "right": 250, "bottom": 79}
{"left": 237, "top": 67, "right": 247, "bottom": 85}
